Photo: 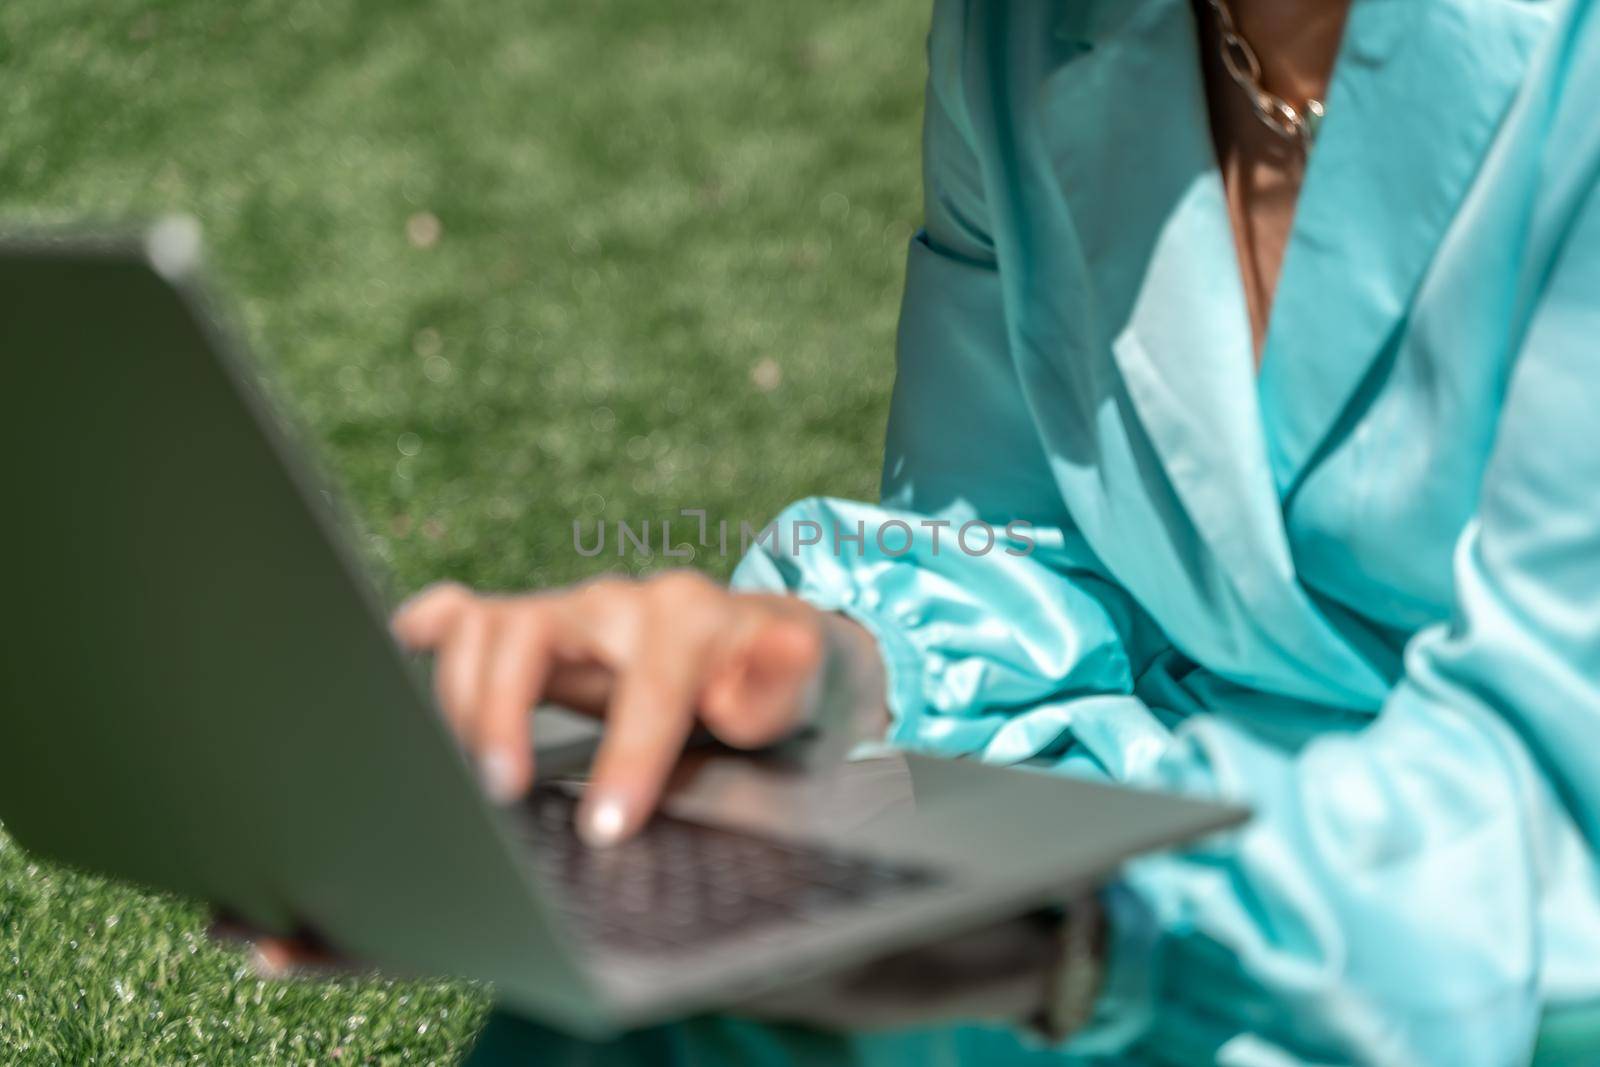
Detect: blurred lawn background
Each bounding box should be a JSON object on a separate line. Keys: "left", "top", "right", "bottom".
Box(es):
{"left": 0, "top": 0, "right": 926, "bottom": 1060}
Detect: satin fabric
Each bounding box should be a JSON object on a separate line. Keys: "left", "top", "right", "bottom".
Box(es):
{"left": 729, "top": 0, "right": 1600, "bottom": 1063}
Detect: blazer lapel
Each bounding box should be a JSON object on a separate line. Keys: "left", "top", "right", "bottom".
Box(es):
{"left": 1020, "top": 0, "right": 1294, "bottom": 605}
{"left": 987, "top": 0, "right": 1414, "bottom": 699}
{"left": 1259, "top": 0, "right": 1557, "bottom": 498}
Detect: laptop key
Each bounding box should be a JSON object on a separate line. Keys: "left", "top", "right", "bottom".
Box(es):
{"left": 516, "top": 786, "right": 944, "bottom": 956}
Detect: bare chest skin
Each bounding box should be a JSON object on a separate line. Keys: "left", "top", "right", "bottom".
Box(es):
{"left": 1191, "top": 0, "right": 1351, "bottom": 365}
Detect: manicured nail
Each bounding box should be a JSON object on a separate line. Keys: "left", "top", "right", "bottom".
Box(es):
{"left": 580, "top": 794, "right": 628, "bottom": 848}
{"left": 478, "top": 749, "right": 522, "bottom": 805}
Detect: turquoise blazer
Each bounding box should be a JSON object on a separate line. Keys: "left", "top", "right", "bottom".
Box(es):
{"left": 733, "top": 0, "right": 1600, "bottom": 1062}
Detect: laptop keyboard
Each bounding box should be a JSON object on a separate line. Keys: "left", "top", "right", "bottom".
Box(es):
{"left": 519, "top": 786, "right": 944, "bottom": 955}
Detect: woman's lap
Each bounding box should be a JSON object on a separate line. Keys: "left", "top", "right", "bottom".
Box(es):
{"left": 463, "top": 1009, "right": 1075, "bottom": 1067}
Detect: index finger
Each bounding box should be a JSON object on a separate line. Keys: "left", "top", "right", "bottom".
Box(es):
{"left": 578, "top": 610, "right": 713, "bottom": 847}
{"left": 391, "top": 581, "right": 474, "bottom": 650}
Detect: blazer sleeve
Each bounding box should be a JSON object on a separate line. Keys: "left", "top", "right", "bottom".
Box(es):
{"left": 732, "top": 0, "right": 1171, "bottom": 778}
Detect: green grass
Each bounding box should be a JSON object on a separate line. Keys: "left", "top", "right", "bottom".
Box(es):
{"left": 0, "top": 0, "right": 926, "bottom": 1060}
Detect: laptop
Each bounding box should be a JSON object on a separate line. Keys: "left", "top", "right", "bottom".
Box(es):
{"left": 0, "top": 220, "right": 1246, "bottom": 1035}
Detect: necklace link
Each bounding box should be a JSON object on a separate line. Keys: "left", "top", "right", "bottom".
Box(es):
{"left": 1204, "top": 0, "right": 1324, "bottom": 155}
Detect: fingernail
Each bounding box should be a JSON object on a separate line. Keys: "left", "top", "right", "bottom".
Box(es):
{"left": 251, "top": 945, "right": 285, "bottom": 979}
{"left": 478, "top": 749, "right": 522, "bottom": 805}
{"left": 580, "top": 794, "right": 628, "bottom": 849}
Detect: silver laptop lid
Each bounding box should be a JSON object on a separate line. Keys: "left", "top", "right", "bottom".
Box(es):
{"left": 0, "top": 222, "right": 599, "bottom": 1028}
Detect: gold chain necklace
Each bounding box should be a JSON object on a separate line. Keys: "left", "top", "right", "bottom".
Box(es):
{"left": 1204, "top": 0, "right": 1326, "bottom": 155}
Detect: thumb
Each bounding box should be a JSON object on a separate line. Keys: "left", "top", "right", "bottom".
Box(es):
{"left": 701, "top": 611, "right": 824, "bottom": 748}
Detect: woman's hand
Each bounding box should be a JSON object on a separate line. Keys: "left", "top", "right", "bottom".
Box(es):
{"left": 212, "top": 574, "right": 1080, "bottom": 1036}
{"left": 393, "top": 571, "right": 850, "bottom": 846}
{"left": 214, "top": 569, "right": 887, "bottom": 980}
